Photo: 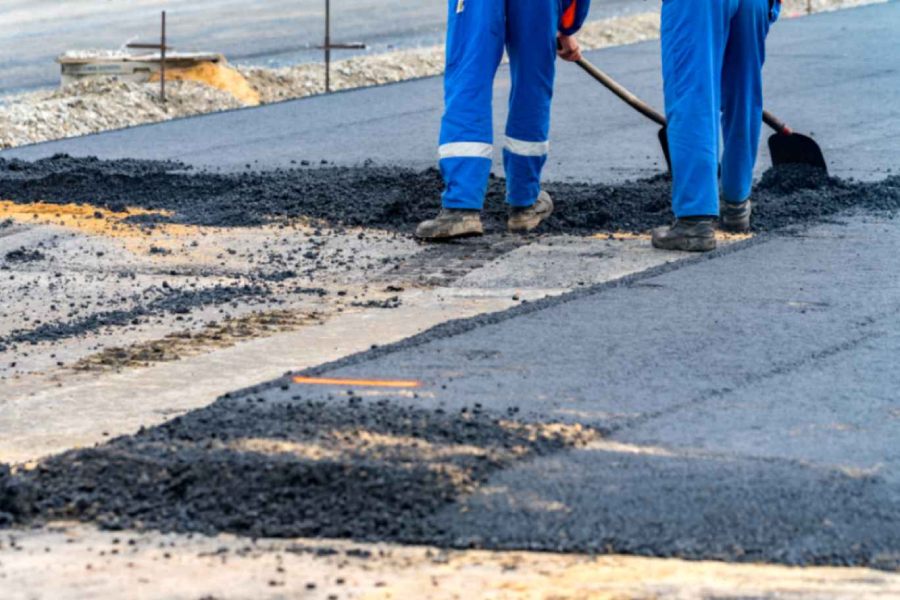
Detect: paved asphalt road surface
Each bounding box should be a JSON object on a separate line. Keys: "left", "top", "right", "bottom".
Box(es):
{"left": 0, "top": 0, "right": 653, "bottom": 96}
{"left": 2, "top": 3, "right": 898, "bottom": 568}
{"left": 238, "top": 4, "right": 897, "bottom": 564}
{"left": 274, "top": 214, "right": 900, "bottom": 566}
{"left": 5, "top": 4, "right": 897, "bottom": 184}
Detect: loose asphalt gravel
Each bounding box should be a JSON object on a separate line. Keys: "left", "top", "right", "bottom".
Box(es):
{"left": 2, "top": 154, "right": 898, "bottom": 353}
{"left": 0, "top": 396, "right": 595, "bottom": 539}
{"left": 2, "top": 155, "right": 898, "bottom": 233}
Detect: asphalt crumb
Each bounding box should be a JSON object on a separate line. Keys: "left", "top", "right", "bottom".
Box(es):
{"left": 4, "top": 248, "right": 45, "bottom": 263}
{"left": 1, "top": 155, "right": 897, "bottom": 232}
{"left": 351, "top": 296, "right": 401, "bottom": 309}
{"left": 0, "top": 398, "right": 595, "bottom": 540}
{"left": 0, "top": 464, "right": 27, "bottom": 527}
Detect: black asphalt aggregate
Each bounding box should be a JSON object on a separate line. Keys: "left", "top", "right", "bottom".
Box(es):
{"left": 2, "top": 156, "right": 896, "bottom": 232}
{"left": 4, "top": 5, "right": 898, "bottom": 183}
{"left": 1, "top": 4, "right": 899, "bottom": 570}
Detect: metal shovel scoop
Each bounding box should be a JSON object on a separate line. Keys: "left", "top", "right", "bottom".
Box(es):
{"left": 762, "top": 112, "right": 828, "bottom": 173}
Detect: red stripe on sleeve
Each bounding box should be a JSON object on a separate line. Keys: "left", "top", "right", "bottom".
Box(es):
{"left": 562, "top": 0, "right": 577, "bottom": 29}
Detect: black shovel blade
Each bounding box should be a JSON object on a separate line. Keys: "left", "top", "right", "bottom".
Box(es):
{"left": 658, "top": 126, "right": 672, "bottom": 173}
{"left": 768, "top": 131, "right": 828, "bottom": 173}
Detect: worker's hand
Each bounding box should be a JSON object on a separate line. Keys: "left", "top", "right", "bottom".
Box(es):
{"left": 557, "top": 34, "right": 582, "bottom": 62}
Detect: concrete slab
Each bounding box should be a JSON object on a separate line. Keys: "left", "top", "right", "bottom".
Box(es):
{"left": 0, "top": 289, "right": 519, "bottom": 464}
{"left": 3, "top": 3, "right": 898, "bottom": 182}
{"left": 0, "top": 232, "right": 709, "bottom": 464}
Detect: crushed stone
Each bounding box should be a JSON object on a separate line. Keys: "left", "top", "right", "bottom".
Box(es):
{"left": 0, "top": 79, "right": 244, "bottom": 150}
{"left": 0, "top": 13, "right": 659, "bottom": 151}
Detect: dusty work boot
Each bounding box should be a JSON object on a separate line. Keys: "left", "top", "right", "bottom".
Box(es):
{"left": 651, "top": 218, "right": 717, "bottom": 252}
{"left": 415, "top": 209, "right": 484, "bottom": 241}
{"left": 508, "top": 191, "right": 554, "bottom": 233}
{"left": 720, "top": 199, "right": 752, "bottom": 233}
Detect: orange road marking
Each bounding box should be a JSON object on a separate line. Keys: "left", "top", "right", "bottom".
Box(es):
{"left": 292, "top": 376, "right": 421, "bottom": 388}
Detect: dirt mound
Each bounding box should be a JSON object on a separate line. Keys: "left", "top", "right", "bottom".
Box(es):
{"left": 1, "top": 156, "right": 897, "bottom": 233}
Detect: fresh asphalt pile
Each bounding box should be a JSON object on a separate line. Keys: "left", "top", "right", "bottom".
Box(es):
{"left": 1, "top": 155, "right": 898, "bottom": 233}
{"left": 0, "top": 396, "right": 595, "bottom": 539}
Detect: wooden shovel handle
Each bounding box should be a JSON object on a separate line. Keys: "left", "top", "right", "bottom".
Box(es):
{"left": 575, "top": 58, "right": 667, "bottom": 127}
{"left": 763, "top": 111, "right": 793, "bottom": 135}
{"left": 576, "top": 57, "right": 792, "bottom": 137}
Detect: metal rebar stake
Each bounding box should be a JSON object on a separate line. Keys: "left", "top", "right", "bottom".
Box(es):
{"left": 161, "top": 11, "right": 166, "bottom": 105}
{"left": 317, "top": 0, "right": 366, "bottom": 94}
{"left": 127, "top": 11, "right": 171, "bottom": 106}
{"left": 325, "top": 0, "right": 331, "bottom": 92}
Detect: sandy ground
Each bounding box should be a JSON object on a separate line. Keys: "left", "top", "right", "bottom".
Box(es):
{"left": 2, "top": 524, "right": 900, "bottom": 599}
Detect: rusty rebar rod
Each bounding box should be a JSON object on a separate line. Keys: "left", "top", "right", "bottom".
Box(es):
{"left": 127, "top": 11, "right": 171, "bottom": 106}
{"left": 317, "top": 0, "right": 366, "bottom": 93}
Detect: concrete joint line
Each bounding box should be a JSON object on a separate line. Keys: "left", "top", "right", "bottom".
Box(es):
{"left": 611, "top": 316, "right": 895, "bottom": 438}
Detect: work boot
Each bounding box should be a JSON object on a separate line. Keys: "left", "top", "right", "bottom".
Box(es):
{"left": 651, "top": 218, "right": 717, "bottom": 252}
{"left": 720, "top": 199, "right": 752, "bottom": 233}
{"left": 415, "top": 209, "right": 484, "bottom": 241}
{"left": 508, "top": 191, "right": 554, "bottom": 233}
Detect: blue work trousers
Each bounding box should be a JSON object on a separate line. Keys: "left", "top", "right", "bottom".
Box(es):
{"left": 661, "top": 0, "right": 778, "bottom": 217}
{"left": 439, "top": 0, "right": 559, "bottom": 210}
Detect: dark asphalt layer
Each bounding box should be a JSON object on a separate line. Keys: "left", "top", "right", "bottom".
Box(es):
{"left": 3, "top": 155, "right": 896, "bottom": 232}
{"left": 2, "top": 4, "right": 899, "bottom": 570}
{"left": 273, "top": 214, "right": 900, "bottom": 568}
{"left": 0, "top": 399, "right": 596, "bottom": 537}
{"left": 4, "top": 4, "right": 899, "bottom": 183}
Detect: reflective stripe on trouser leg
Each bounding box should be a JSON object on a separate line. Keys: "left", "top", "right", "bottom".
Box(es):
{"left": 438, "top": 143, "right": 493, "bottom": 210}
{"left": 661, "top": 0, "right": 738, "bottom": 217}
{"left": 503, "top": 137, "right": 549, "bottom": 207}
{"left": 439, "top": 0, "right": 504, "bottom": 210}
{"left": 504, "top": 0, "right": 557, "bottom": 207}
{"left": 720, "top": 0, "right": 770, "bottom": 204}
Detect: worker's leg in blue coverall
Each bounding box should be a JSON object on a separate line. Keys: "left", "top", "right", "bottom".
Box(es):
{"left": 438, "top": 0, "right": 558, "bottom": 210}
{"left": 660, "top": 0, "right": 774, "bottom": 217}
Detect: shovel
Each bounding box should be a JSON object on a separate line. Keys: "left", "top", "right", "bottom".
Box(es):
{"left": 762, "top": 112, "right": 827, "bottom": 173}
{"left": 573, "top": 57, "right": 827, "bottom": 173}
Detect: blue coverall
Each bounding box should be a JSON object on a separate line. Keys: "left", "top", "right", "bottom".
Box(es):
{"left": 661, "top": 0, "right": 780, "bottom": 218}
{"left": 438, "top": 0, "right": 589, "bottom": 210}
